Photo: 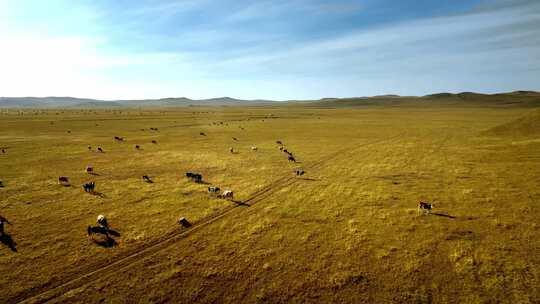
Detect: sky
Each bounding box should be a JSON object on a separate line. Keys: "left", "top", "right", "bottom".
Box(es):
{"left": 0, "top": 0, "right": 539, "bottom": 100}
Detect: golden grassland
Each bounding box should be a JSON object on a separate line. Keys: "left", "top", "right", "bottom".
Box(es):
{"left": 0, "top": 106, "right": 539, "bottom": 303}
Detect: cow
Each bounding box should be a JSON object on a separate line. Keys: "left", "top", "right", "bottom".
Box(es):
{"left": 186, "top": 172, "right": 202, "bottom": 183}
{"left": 418, "top": 202, "right": 434, "bottom": 214}
{"left": 142, "top": 175, "right": 152, "bottom": 183}
{"left": 0, "top": 180, "right": 3, "bottom": 187}
{"left": 97, "top": 214, "right": 108, "bottom": 228}
{"left": 279, "top": 146, "right": 284, "bottom": 151}
{"left": 1, "top": 149, "right": 5, "bottom": 154}
{"left": 220, "top": 190, "right": 234, "bottom": 199}
{"left": 58, "top": 176, "right": 69, "bottom": 185}
{"left": 200, "top": 132, "right": 206, "bottom": 136}
{"left": 251, "top": 146, "right": 258, "bottom": 151}
{"left": 283, "top": 149, "right": 289, "bottom": 153}
{"left": 0, "top": 215, "right": 10, "bottom": 237}
{"left": 114, "top": 136, "right": 124, "bottom": 141}
{"left": 88, "top": 146, "right": 92, "bottom": 151}
{"left": 208, "top": 186, "right": 221, "bottom": 193}
{"left": 85, "top": 166, "right": 93, "bottom": 174}
{"left": 83, "top": 182, "right": 95, "bottom": 193}
{"left": 97, "top": 147, "right": 104, "bottom": 153}
{"left": 135, "top": 145, "right": 141, "bottom": 150}
{"left": 229, "top": 147, "right": 235, "bottom": 153}
{"left": 276, "top": 140, "right": 283, "bottom": 145}
{"left": 232, "top": 137, "right": 238, "bottom": 141}
{"left": 151, "top": 140, "right": 157, "bottom": 144}
{"left": 87, "top": 225, "right": 109, "bottom": 237}
{"left": 295, "top": 170, "right": 305, "bottom": 176}
{"left": 178, "top": 217, "right": 192, "bottom": 228}
{"left": 288, "top": 156, "right": 296, "bottom": 162}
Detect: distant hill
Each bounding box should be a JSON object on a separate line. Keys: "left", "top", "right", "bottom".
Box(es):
{"left": 0, "top": 96, "right": 279, "bottom": 108}
{"left": 483, "top": 109, "right": 540, "bottom": 138}
{"left": 1, "top": 91, "right": 539, "bottom": 108}
{"left": 307, "top": 91, "right": 540, "bottom": 108}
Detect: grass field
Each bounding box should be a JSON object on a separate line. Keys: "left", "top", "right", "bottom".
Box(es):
{"left": 1, "top": 105, "right": 539, "bottom": 303}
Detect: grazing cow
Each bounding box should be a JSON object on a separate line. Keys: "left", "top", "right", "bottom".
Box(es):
{"left": 114, "top": 136, "right": 124, "bottom": 141}
{"left": 151, "top": 140, "right": 157, "bottom": 144}
{"left": 279, "top": 146, "right": 284, "bottom": 151}
{"left": 185, "top": 172, "right": 202, "bottom": 183}
{"left": 295, "top": 170, "right": 305, "bottom": 176}
{"left": 85, "top": 166, "right": 93, "bottom": 174}
{"left": 283, "top": 149, "right": 288, "bottom": 153}
{"left": 67, "top": 130, "right": 71, "bottom": 134}
{"left": 87, "top": 225, "right": 109, "bottom": 237}
{"left": 58, "top": 176, "right": 69, "bottom": 185}
{"left": 178, "top": 217, "right": 192, "bottom": 228}
{"left": 232, "top": 137, "right": 238, "bottom": 141}
{"left": 288, "top": 156, "right": 296, "bottom": 162}
{"left": 251, "top": 146, "right": 258, "bottom": 151}
{"left": 276, "top": 140, "right": 282, "bottom": 145}
{"left": 418, "top": 201, "right": 434, "bottom": 214}
{"left": 0, "top": 215, "right": 10, "bottom": 237}
{"left": 83, "top": 182, "right": 95, "bottom": 193}
{"left": 229, "top": 147, "right": 235, "bottom": 153}
{"left": 220, "top": 190, "right": 234, "bottom": 199}
{"left": 1, "top": 149, "right": 5, "bottom": 153}
{"left": 200, "top": 132, "right": 206, "bottom": 136}
{"left": 97, "top": 214, "right": 108, "bottom": 228}
{"left": 97, "top": 147, "right": 104, "bottom": 153}
{"left": 135, "top": 145, "right": 141, "bottom": 150}
{"left": 142, "top": 175, "right": 152, "bottom": 183}
{"left": 208, "top": 186, "right": 221, "bottom": 193}
{"left": 88, "top": 146, "right": 92, "bottom": 151}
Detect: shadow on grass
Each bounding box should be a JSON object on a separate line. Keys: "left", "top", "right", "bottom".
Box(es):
{"left": 89, "top": 191, "right": 107, "bottom": 198}
{"left": 0, "top": 233, "right": 17, "bottom": 252}
{"left": 231, "top": 200, "right": 251, "bottom": 207}
{"left": 432, "top": 212, "right": 457, "bottom": 219}
{"left": 91, "top": 235, "right": 118, "bottom": 248}
{"left": 297, "top": 177, "right": 319, "bottom": 181}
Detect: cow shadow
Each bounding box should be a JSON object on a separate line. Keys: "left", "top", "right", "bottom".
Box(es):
{"left": 0, "top": 233, "right": 17, "bottom": 252}
{"left": 91, "top": 235, "right": 118, "bottom": 248}
{"left": 431, "top": 212, "right": 457, "bottom": 219}
{"left": 297, "top": 177, "right": 319, "bottom": 181}
{"left": 89, "top": 191, "right": 107, "bottom": 198}
{"left": 231, "top": 200, "right": 250, "bottom": 207}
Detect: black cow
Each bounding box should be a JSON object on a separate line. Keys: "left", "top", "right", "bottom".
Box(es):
{"left": 0, "top": 180, "right": 4, "bottom": 187}
{"left": 114, "top": 136, "right": 124, "bottom": 141}
{"left": 295, "top": 170, "right": 305, "bottom": 176}
{"left": 208, "top": 186, "right": 220, "bottom": 193}
{"left": 0, "top": 215, "right": 10, "bottom": 237}
{"left": 83, "top": 182, "right": 95, "bottom": 193}
{"left": 97, "top": 147, "right": 104, "bottom": 153}
{"left": 135, "top": 145, "right": 141, "bottom": 150}
{"left": 58, "top": 176, "right": 69, "bottom": 184}
{"left": 288, "top": 156, "right": 296, "bottom": 162}
{"left": 276, "top": 140, "right": 283, "bottom": 145}
{"left": 200, "top": 132, "right": 206, "bottom": 136}
{"left": 418, "top": 202, "right": 434, "bottom": 214}
{"left": 88, "top": 146, "right": 92, "bottom": 151}
{"left": 151, "top": 140, "right": 157, "bottom": 144}
{"left": 185, "top": 172, "right": 202, "bottom": 183}
{"left": 142, "top": 175, "right": 153, "bottom": 183}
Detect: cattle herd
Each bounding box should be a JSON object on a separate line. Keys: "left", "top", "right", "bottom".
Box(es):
{"left": 0, "top": 128, "right": 437, "bottom": 250}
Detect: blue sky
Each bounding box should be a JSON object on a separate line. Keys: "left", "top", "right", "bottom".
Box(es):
{"left": 0, "top": 0, "right": 539, "bottom": 100}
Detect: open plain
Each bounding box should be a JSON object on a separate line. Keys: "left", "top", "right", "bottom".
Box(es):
{"left": 1, "top": 100, "right": 539, "bottom": 303}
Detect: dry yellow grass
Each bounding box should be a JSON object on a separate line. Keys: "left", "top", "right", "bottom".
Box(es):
{"left": 0, "top": 106, "right": 539, "bottom": 303}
